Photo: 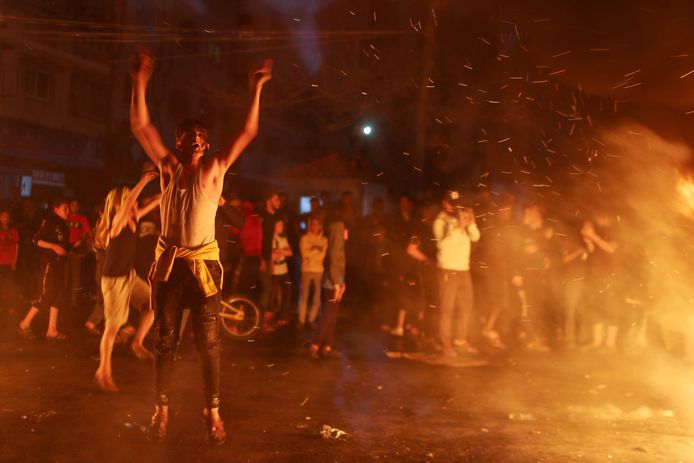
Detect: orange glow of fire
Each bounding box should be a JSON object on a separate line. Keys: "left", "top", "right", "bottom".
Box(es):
{"left": 677, "top": 175, "right": 694, "bottom": 214}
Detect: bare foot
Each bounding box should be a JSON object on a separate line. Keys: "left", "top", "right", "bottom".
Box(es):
{"left": 94, "top": 373, "right": 119, "bottom": 392}
{"left": 131, "top": 342, "right": 154, "bottom": 360}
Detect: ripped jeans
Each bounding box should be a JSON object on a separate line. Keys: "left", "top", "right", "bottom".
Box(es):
{"left": 151, "top": 259, "right": 222, "bottom": 409}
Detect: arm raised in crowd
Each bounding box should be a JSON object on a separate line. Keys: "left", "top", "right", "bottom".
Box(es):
{"left": 110, "top": 171, "right": 159, "bottom": 239}
{"left": 129, "top": 50, "right": 178, "bottom": 176}
{"left": 136, "top": 194, "right": 161, "bottom": 222}
{"left": 582, "top": 221, "right": 617, "bottom": 254}
{"left": 214, "top": 60, "right": 273, "bottom": 173}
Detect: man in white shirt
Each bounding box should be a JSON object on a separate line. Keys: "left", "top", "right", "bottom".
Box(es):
{"left": 433, "top": 190, "right": 481, "bottom": 356}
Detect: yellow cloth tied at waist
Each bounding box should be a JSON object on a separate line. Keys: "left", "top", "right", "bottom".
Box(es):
{"left": 150, "top": 237, "right": 222, "bottom": 297}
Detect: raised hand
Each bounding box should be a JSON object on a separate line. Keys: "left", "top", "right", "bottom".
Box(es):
{"left": 130, "top": 47, "right": 154, "bottom": 82}
{"left": 140, "top": 169, "right": 159, "bottom": 184}
{"left": 250, "top": 59, "right": 273, "bottom": 89}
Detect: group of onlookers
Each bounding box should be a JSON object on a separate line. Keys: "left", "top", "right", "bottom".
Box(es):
{"left": 0, "top": 179, "right": 651, "bottom": 362}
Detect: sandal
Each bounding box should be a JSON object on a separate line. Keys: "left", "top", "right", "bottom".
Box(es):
{"left": 17, "top": 326, "right": 36, "bottom": 340}
{"left": 45, "top": 333, "right": 68, "bottom": 341}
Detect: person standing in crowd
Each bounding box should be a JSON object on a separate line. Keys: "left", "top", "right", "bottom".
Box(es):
{"left": 66, "top": 199, "right": 91, "bottom": 308}
{"left": 581, "top": 210, "right": 620, "bottom": 352}
{"left": 561, "top": 221, "right": 590, "bottom": 349}
{"left": 237, "top": 200, "right": 264, "bottom": 300}
{"left": 0, "top": 209, "right": 19, "bottom": 316}
{"left": 260, "top": 191, "right": 280, "bottom": 312}
{"left": 270, "top": 218, "right": 293, "bottom": 325}
{"left": 130, "top": 49, "right": 271, "bottom": 443}
{"left": 298, "top": 216, "right": 327, "bottom": 329}
{"left": 361, "top": 197, "right": 388, "bottom": 316}
{"left": 309, "top": 219, "right": 347, "bottom": 359}
{"left": 84, "top": 200, "right": 107, "bottom": 336}
{"left": 129, "top": 191, "right": 162, "bottom": 359}
{"left": 386, "top": 195, "right": 418, "bottom": 338}
{"left": 410, "top": 201, "right": 440, "bottom": 342}
{"left": 17, "top": 197, "right": 70, "bottom": 340}
{"left": 14, "top": 198, "right": 40, "bottom": 308}
{"left": 215, "top": 193, "right": 244, "bottom": 297}
{"left": 474, "top": 193, "right": 516, "bottom": 348}
{"left": 509, "top": 202, "right": 551, "bottom": 351}
{"left": 433, "top": 191, "right": 480, "bottom": 357}
{"left": 94, "top": 171, "right": 159, "bottom": 392}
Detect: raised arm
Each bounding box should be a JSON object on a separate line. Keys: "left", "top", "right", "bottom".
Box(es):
{"left": 216, "top": 59, "right": 273, "bottom": 172}
{"left": 130, "top": 50, "right": 177, "bottom": 171}
{"left": 110, "top": 171, "right": 159, "bottom": 238}
{"left": 136, "top": 194, "right": 161, "bottom": 222}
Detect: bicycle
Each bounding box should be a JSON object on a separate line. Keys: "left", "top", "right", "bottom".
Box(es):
{"left": 218, "top": 294, "right": 264, "bottom": 341}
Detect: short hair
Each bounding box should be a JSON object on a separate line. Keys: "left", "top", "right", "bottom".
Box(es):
{"left": 51, "top": 197, "right": 69, "bottom": 210}
{"left": 175, "top": 118, "right": 208, "bottom": 141}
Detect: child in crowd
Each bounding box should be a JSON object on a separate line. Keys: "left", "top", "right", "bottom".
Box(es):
{"left": 298, "top": 216, "right": 327, "bottom": 329}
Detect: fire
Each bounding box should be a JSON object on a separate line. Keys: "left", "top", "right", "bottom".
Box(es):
{"left": 677, "top": 174, "right": 694, "bottom": 215}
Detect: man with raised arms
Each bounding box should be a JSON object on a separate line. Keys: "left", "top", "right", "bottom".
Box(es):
{"left": 130, "top": 49, "right": 271, "bottom": 444}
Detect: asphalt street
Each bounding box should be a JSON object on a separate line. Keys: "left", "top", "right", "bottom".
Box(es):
{"left": 1, "top": 309, "right": 693, "bottom": 463}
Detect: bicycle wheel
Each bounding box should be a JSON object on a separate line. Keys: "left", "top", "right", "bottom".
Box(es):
{"left": 219, "top": 295, "right": 263, "bottom": 340}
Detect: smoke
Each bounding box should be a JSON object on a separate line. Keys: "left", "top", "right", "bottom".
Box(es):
{"left": 260, "top": 0, "right": 332, "bottom": 77}
{"left": 583, "top": 124, "right": 694, "bottom": 335}
{"left": 577, "top": 123, "right": 694, "bottom": 423}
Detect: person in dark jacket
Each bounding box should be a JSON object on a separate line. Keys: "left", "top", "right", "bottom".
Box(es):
{"left": 17, "top": 197, "right": 71, "bottom": 340}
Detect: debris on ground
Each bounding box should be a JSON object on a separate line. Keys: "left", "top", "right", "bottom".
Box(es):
{"left": 508, "top": 412, "right": 535, "bottom": 421}
{"left": 321, "top": 424, "right": 348, "bottom": 440}
{"left": 566, "top": 404, "right": 675, "bottom": 421}
{"left": 123, "top": 421, "right": 147, "bottom": 433}
{"left": 21, "top": 410, "right": 56, "bottom": 423}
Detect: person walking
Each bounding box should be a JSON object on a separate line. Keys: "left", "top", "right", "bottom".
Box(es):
{"left": 94, "top": 171, "right": 160, "bottom": 392}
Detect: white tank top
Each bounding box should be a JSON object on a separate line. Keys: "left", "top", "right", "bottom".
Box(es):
{"left": 160, "top": 164, "right": 217, "bottom": 248}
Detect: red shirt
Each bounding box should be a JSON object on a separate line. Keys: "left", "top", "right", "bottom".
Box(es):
{"left": 240, "top": 202, "right": 262, "bottom": 257}
{"left": 67, "top": 213, "right": 91, "bottom": 245}
{"left": 0, "top": 226, "right": 19, "bottom": 266}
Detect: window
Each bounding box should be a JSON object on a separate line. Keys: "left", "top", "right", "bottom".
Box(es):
{"left": 21, "top": 66, "right": 54, "bottom": 102}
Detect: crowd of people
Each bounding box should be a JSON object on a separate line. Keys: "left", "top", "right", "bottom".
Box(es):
{"left": 1, "top": 178, "right": 639, "bottom": 362}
